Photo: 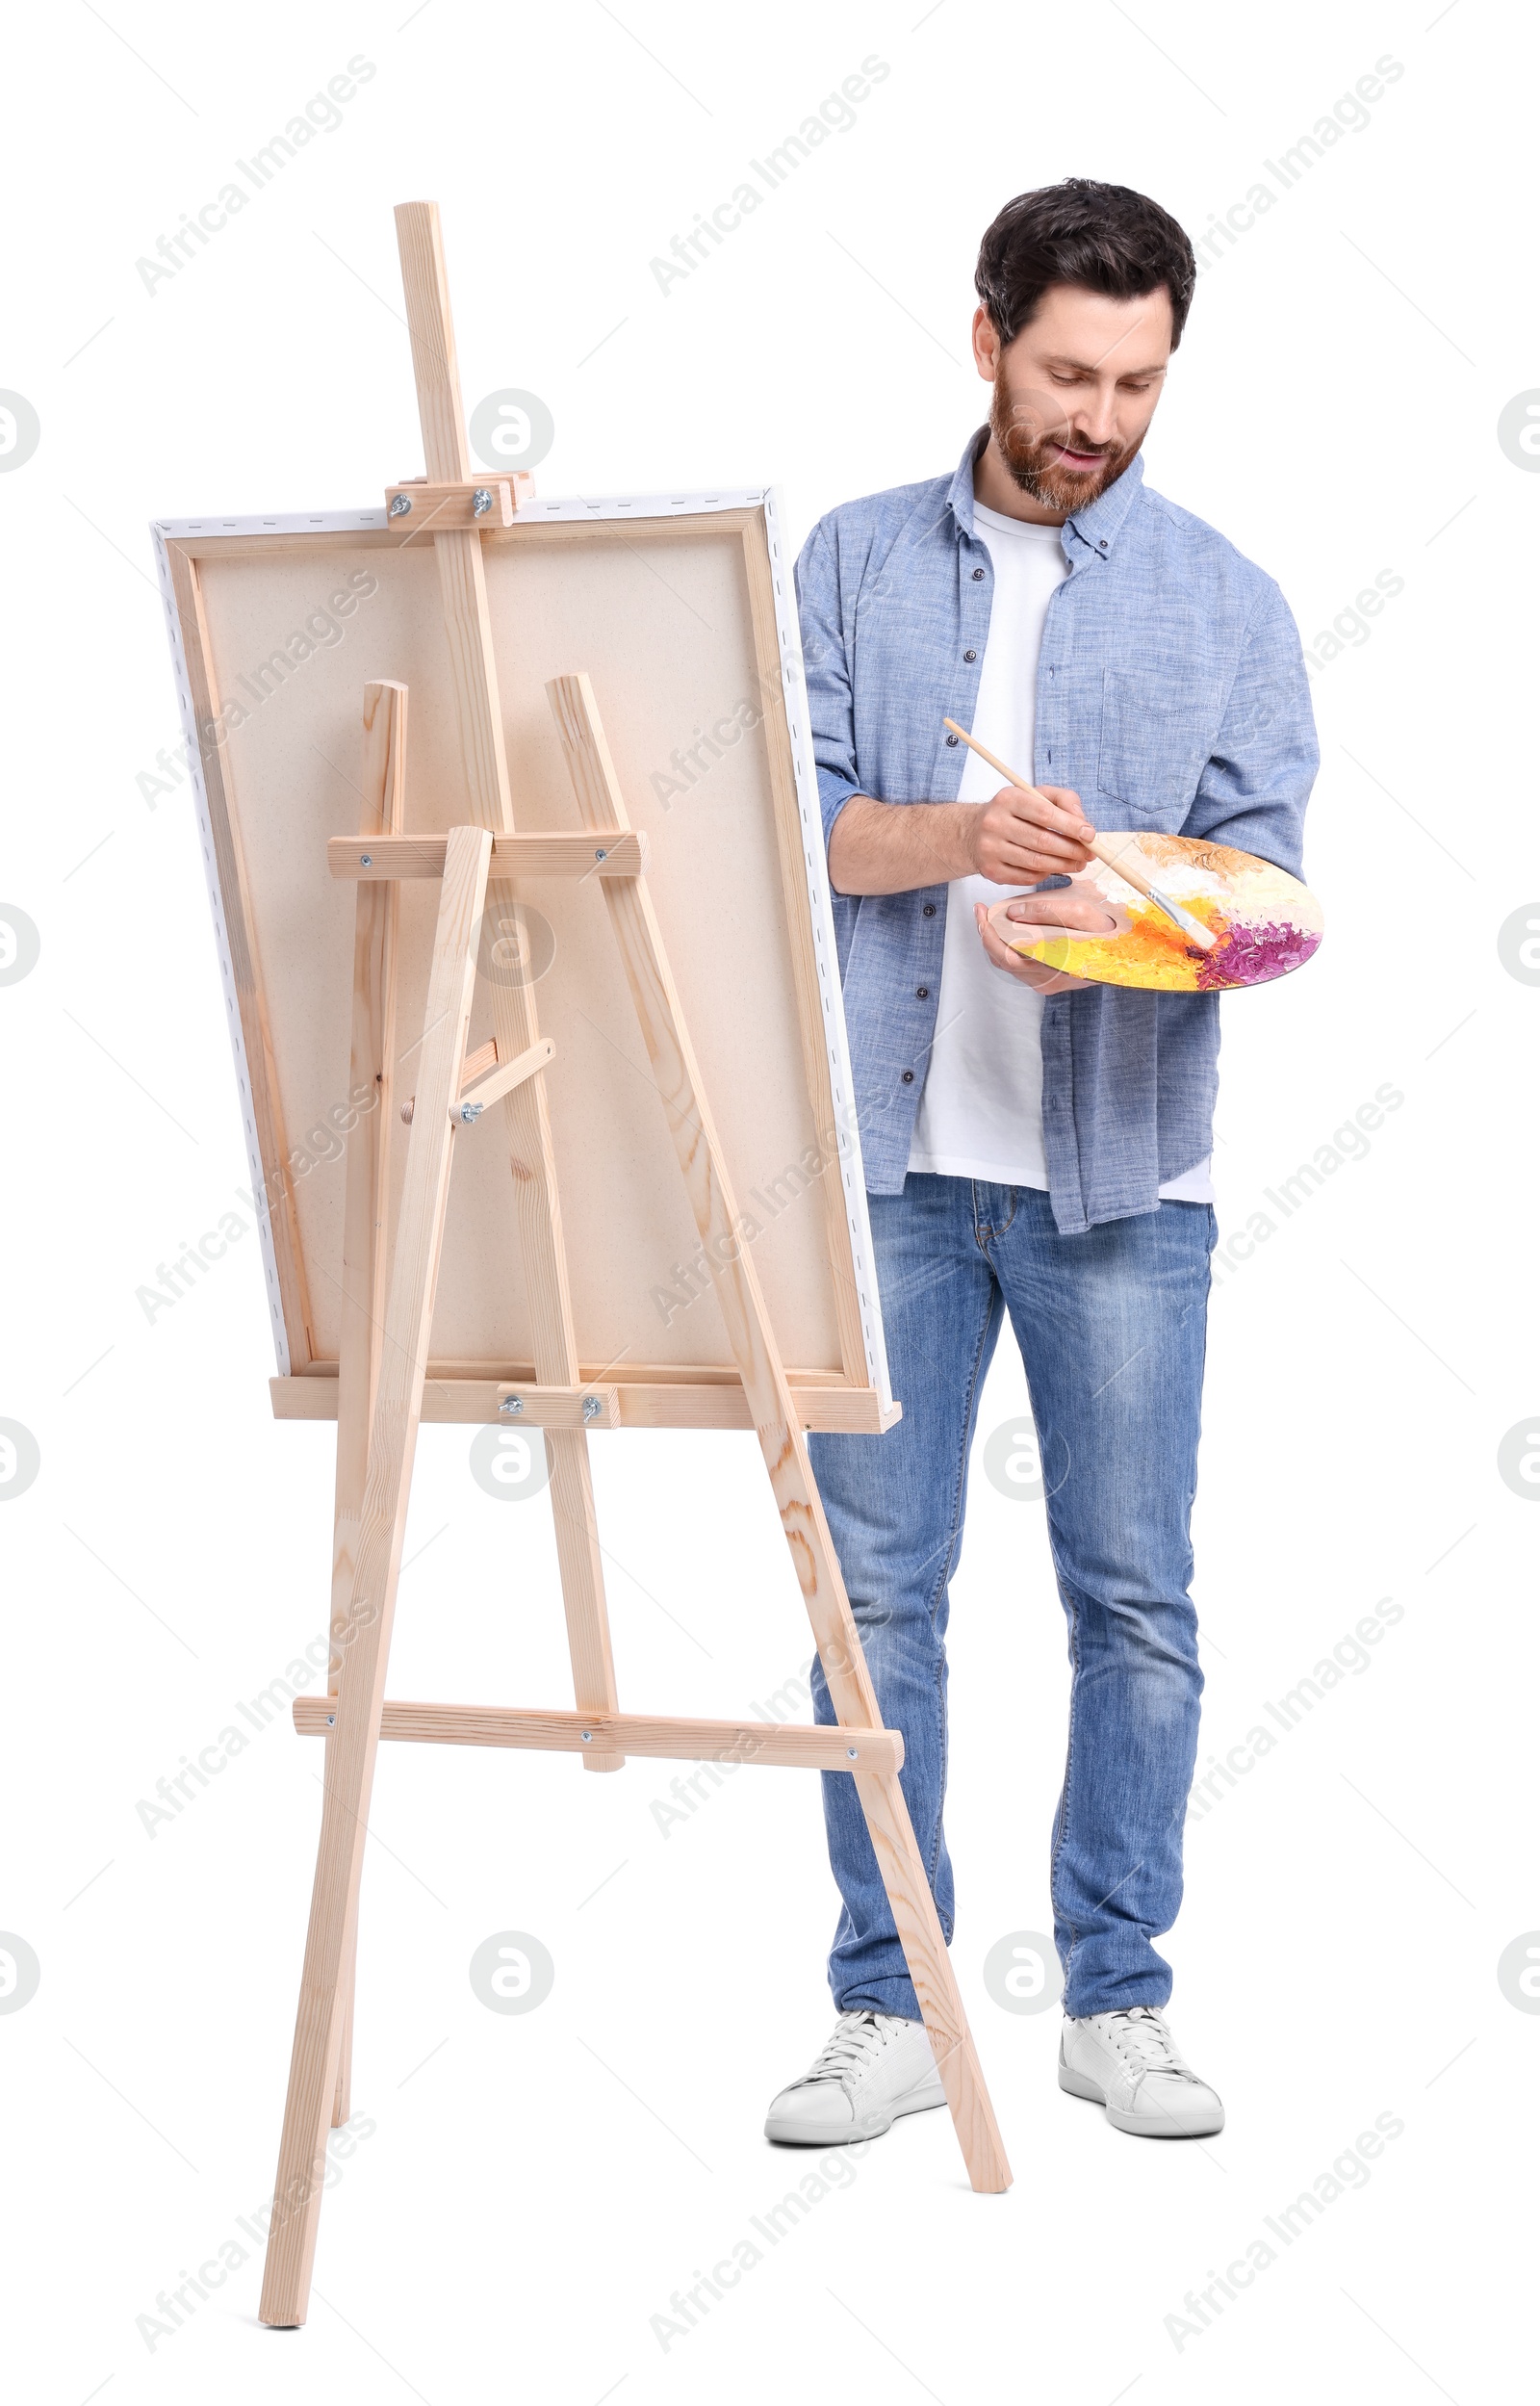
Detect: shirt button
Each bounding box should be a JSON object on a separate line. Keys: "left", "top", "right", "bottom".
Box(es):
{"left": 901, "top": 1070, "right": 914, "bottom": 1083}
{"left": 971, "top": 567, "right": 986, "bottom": 581}
{"left": 945, "top": 732, "right": 959, "bottom": 746}
{"left": 963, "top": 649, "right": 977, "bottom": 662}
{"left": 1097, "top": 540, "right": 1107, "bottom": 551}
{"left": 922, "top": 902, "right": 937, "bottom": 917}
{"left": 915, "top": 986, "right": 929, "bottom": 998}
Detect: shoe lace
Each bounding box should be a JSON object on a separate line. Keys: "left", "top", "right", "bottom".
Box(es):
{"left": 1104, "top": 2006, "right": 1196, "bottom": 2087}
{"left": 802, "top": 2011, "right": 901, "bottom": 2087}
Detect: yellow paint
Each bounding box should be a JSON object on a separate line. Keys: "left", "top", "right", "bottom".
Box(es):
{"left": 1010, "top": 899, "right": 1228, "bottom": 992}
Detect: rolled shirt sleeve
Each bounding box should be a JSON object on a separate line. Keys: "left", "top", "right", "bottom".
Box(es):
{"left": 794, "top": 520, "right": 863, "bottom": 852}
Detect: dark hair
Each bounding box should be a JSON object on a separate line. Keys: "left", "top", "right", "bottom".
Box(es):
{"left": 975, "top": 178, "right": 1197, "bottom": 350}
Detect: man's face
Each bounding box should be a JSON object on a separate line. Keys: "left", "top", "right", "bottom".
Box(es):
{"left": 974, "top": 283, "right": 1173, "bottom": 513}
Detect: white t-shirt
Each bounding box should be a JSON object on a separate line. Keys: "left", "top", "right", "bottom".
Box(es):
{"left": 906, "top": 497, "right": 1213, "bottom": 1202}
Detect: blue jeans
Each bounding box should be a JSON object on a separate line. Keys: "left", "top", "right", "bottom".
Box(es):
{"left": 808, "top": 1176, "right": 1216, "bottom": 2021}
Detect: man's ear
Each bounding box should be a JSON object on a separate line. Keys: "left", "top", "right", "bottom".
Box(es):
{"left": 972, "top": 305, "right": 1001, "bottom": 381}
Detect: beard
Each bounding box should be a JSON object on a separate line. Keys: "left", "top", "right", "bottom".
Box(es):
{"left": 988, "top": 369, "right": 1141, "bottom": 512}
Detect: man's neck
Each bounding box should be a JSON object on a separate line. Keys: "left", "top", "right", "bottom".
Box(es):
{"left": 972, "top": 432, "right": 1068, "bottom": 527}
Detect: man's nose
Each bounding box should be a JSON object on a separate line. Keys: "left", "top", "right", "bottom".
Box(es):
{"left": 1066, "top": 401, "right": 1118, "bottom": 446}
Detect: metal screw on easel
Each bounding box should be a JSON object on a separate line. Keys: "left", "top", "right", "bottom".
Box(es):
{"left": 471, "top": 487, "right": 494, "bottom": 517}
{"left": 593, "top": 846, "right": 608, "bottom": 863}
{"left": 581, "top": 1395, "right": 603, "bottom": 1422}
{"left": 388, "top": 494, "right": 412, "bottom": 517}
{"left": 359, "top": 853, "right": 372, "bottom": 867}
{"left": 847, "top": 1746, "right": 859, "bottom": 1759}
{"left": 500, "top": 1395, "right": 524, "bottom": 1415}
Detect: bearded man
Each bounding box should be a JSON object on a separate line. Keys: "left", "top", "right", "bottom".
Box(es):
{"left": 765, "top": 177, "right": 1318, "bottom": 2151}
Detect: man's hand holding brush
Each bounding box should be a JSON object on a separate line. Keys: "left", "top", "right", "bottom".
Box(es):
{"left": 966, "top": 780, "right": 1099, "bottom": 886}
{"left": 826, "top": 777, "right": 1098, "bottom": 894}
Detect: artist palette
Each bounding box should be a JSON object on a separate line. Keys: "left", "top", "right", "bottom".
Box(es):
{"left": 986, "top": 832, "right": 1324, "bottom": 993}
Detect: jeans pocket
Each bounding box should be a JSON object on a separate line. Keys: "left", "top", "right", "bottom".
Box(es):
{"left": 1095, "top": 667, "right": 1216, "bottom": 822}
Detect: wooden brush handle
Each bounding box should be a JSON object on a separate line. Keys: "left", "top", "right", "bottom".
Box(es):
{"left": 941, "top": 717, "right": 1173, "bottom": 915}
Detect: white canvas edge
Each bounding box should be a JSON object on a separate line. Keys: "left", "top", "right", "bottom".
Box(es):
{"left": 758, "top": 488, "right": 891, "bottom": 1414}
{"left": 150, "top": 490, "right": 772, "bottom": 540}
{"left": 150, "top": 491, "right": 892, "bottom": 1413}
{"left": 151, "top": 522, "right": 293, "bottom": 1374}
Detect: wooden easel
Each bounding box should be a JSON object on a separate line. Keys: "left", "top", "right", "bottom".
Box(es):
{"left": 257, "top": 202, "right": 1009, "bottom": 2329}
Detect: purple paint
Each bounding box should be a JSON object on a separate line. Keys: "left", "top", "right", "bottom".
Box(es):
{"left": 1195, "top": 918, "right": 1322, "bottom": 990}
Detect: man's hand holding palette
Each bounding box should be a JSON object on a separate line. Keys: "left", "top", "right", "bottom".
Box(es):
{"left": 943, "top": 718, "right": 1324, "bottom": 995}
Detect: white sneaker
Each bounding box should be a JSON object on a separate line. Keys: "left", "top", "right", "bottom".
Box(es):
{"left": 765, "top": 2010, "right": 947, "bottom": 2145}
{"left": 1059, "top": 2005, "right": 1224, "bottom": 2137}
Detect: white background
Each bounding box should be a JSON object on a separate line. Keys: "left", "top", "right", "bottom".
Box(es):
{"left": 1, "top": 2, "right": 1531, "bottom": 2399}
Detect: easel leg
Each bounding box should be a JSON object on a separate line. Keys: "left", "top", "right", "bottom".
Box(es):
{"left": 328, "top": 680, "right": 406, "bottom": 2127}
{"left": 395, "top": 199, "right": 625, "bottom": 1773}
{"left": 546, "top": 674, "right": 1011, "bottom": 2192}
{"left": 493, "top": 1030, "right": 624, "bottom": 1772}
{"left": 260, "top": 826, "right": 492, "bottom": 2326}
{"left": 857, "top": 1761, "right": 1005, "bottom": 2171}
{"left": 792, "top": 1438, "right": 1011, "bottom": 2191}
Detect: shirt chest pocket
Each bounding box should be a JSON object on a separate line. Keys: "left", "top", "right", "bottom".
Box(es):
{"left": 1095, "top": 668, "right": 1219, "bottom": 824}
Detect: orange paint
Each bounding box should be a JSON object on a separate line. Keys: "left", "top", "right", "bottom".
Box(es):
{"left": 1018, "top": 900, "right": 1227, "bottom": 992}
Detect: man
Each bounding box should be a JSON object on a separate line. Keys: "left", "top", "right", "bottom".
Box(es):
{"left": 765, "top": 178, "right": 1317, "bottom": 2147}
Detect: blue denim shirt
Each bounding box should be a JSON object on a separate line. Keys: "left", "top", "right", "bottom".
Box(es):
{"left": 794, "top": 430, "right": 1319, "bottom": 1230}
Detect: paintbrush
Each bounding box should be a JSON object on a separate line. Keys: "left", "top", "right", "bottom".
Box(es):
{"left": 940, "top": 718, "right": 1219, "bottom": 953}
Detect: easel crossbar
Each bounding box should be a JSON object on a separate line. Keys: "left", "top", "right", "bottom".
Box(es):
{"left": 293, "top": 1696, "right": 903, "bottom": 1773}
{"left": 328, "top": 830, "right": 646, "bottom": 881}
